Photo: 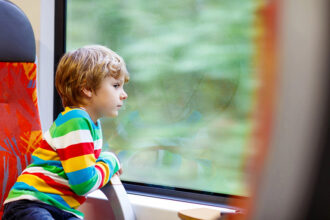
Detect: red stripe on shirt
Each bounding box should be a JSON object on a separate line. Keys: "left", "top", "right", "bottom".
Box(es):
{"left": 94, "top": 149, "right": 101, "bottom": 159}
{"left": 56, "top": 142, "right": 94, "bottom": 161}
{"left": 39, "top": 140, "right": 55, "bottom": 152}
{"left": 95, "top": 164, "right": 105, "bottom": 188}
{"left": 23, "top": 171, "right": 86, "bottom": 204}
{"left": 23, "top": 171, "right": 74, "bottom": 195}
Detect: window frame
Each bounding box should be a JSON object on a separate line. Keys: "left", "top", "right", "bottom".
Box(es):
{"left": 54, "top": 0, "right": 247, "bottom": 211}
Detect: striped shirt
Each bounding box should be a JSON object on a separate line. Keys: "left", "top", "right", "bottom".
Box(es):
{"left": 3, "top": 106, "right": 121, "bottom": 219}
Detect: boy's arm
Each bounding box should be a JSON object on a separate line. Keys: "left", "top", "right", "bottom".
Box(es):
{"left": 95, "top": 151, "right": 122, "bottom": 187}
{"left": 50, "top": 117, "right": 120, "bottom": 196}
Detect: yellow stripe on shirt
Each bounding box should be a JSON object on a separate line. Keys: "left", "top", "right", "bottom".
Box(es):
{"left": 17, "top": 173, "right": 63, "bottom": 195}
{"left": 33, "top": 147, "right": 60, "bottom": 161}
{"left": 61, "top": 154, "right": 96, "bottom": 173}
{"left": 96, "top": 161, "right": 110, "bottom": 187}
{"left": 60, "top": 194, "right": 81, "bottom": 208}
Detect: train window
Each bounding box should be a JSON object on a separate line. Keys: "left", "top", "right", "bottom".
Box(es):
{"left": 65, "top": 0, "right": 274, "bottom": 199}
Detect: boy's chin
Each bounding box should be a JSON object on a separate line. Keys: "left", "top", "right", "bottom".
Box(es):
{"left": 104, "top": 110, "right": 119, "bottom": 118}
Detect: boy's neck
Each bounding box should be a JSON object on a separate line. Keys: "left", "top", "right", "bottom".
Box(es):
{"left": 77, "top": 105, "right": 99, "bottom": 125}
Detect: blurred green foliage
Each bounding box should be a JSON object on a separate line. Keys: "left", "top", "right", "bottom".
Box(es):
{"left": 67, "top": 0, "right": 260, "bottom": 196}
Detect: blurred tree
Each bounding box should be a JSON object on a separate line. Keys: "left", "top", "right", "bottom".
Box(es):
{"left": 67, "top": 0, "right": 260, "bottom": 196}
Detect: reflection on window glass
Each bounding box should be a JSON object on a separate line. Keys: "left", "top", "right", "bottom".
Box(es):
{"left": 67, "top": 0, "right": 262, "bottom": 196}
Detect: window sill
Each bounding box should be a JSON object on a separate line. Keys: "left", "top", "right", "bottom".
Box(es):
{"left": 81, "top": 189, "right": 236, "bottom": 220}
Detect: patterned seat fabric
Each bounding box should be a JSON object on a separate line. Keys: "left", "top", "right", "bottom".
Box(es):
{"left": 0, "top": 0, "right": 41, "bottom": 218}
{"left": 0, "top": 62, "right": 42, "bottom": 218}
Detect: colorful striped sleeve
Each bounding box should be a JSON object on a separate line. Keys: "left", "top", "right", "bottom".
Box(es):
{"left": 96, "top": 151, "right": 121, "bottom": 187}
{"left": 46, "top": 116, "right": 120, "bottom": 196}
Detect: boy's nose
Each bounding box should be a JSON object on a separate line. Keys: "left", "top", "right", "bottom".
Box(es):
{"left": 120, "top": 91, "right": 128, "bottom": 100}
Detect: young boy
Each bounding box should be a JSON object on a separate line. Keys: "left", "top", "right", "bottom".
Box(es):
{"left": 2, "top": 45, "right": 129, "bottom": 220}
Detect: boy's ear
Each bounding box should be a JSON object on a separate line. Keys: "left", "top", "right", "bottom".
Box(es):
{"left": 81, "top": 87, "right": 93, "bottom": 98}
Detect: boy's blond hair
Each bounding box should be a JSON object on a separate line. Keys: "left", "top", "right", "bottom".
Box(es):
{"left": 55, "top": 45, "right": 130, "bottom": 107}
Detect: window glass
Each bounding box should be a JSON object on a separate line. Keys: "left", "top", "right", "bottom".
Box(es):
{"left": 67, "top": 0, "right": 262, "bottom": 196}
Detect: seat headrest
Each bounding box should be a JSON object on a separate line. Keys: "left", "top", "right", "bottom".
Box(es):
{"left": 0, "top": 0, "right": 36, "bottom": 62}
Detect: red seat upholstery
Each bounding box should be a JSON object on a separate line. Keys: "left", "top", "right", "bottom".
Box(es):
{"left": 0, "top": 1, "right": 42, "bottom": 218}
{"left": 0, "top": 62, "right": 42, "bottom": 218}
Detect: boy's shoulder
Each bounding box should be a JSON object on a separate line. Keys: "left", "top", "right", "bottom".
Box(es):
{"left": 56, "top": 107, "right": 91, "bottom": 124}
{"left": 43, "top": 107, "right": 102, "bottom": 150}
{"left": 50, "top": 107, "right": 101, "bottom": 135}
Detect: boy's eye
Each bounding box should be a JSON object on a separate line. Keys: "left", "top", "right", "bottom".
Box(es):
{"left": 113, "top": 83, "right": 120, "bottom": 88}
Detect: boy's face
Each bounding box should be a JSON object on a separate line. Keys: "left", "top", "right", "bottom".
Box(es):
{"left": 91, "top": 75, "right": 128, "bottom": 118}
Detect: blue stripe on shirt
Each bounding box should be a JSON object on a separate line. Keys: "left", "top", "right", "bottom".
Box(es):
{"left": 66, "top": 166, "right": 97, "bottom": 185}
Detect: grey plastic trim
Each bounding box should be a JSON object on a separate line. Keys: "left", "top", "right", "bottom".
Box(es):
{"left": 100, "top": 176, "right": 136, "bottom": 220}
{"left": 0, "top": 0, "right": 36, "bottom": 62}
